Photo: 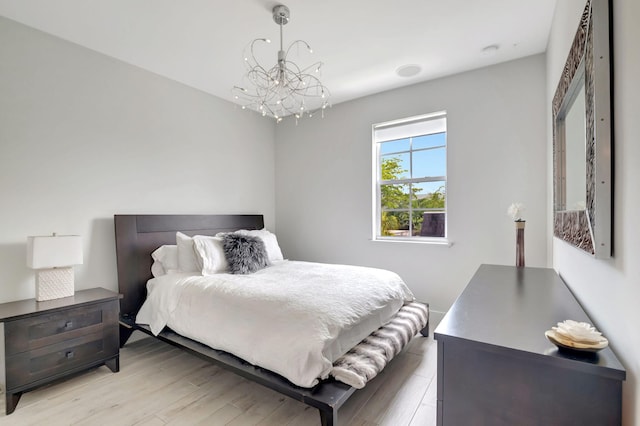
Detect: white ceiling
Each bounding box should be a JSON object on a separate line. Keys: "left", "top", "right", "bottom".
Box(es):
{"left": 0, "top": 0, "right": 557, "bottom": 107}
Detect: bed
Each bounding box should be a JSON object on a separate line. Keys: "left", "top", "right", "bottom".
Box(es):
{"left": 114, "top": 214, "right": 428, "bottom": 425}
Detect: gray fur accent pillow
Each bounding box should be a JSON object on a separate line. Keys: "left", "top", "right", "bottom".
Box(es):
{"left": 222, "top": 233, "right": 270, "bottom": 274}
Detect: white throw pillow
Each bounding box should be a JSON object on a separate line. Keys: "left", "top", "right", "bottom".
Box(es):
{"left": 176, "top": 232, "right": 200, "bottom": 272}
{"left": 235, "top": 228, "right": 284, "bottom": 262}
{"left": 151, "top": 245, "right": 178, "bottom": 277}
{"left": 150, "top": 261, "right": 165, "bottom": 278}
{"left": 193, "top": 235, "right": 229, "bottom": 275}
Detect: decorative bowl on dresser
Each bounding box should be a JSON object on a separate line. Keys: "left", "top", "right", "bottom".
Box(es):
{"left": 0, "top": 288, "right": 120, "bottom": 414}
{"left": 434, "top": 265, "right": 626, "bottom": 426}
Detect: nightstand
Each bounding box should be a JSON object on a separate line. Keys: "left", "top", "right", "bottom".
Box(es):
{"left": 0, "top": 288, "right": 120, "bottom": 415}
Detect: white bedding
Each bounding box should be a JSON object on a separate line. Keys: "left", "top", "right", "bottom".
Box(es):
{"left": 136, "top": 260, "right": 414, "bottom": 387}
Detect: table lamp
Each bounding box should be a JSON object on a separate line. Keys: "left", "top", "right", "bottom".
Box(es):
{"left": 27, "top": 234, "right": 83, "bottom": 301}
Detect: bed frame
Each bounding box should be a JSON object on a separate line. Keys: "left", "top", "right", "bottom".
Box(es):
{"left": 114, "top": 214, "right": 427, "bottom": 426}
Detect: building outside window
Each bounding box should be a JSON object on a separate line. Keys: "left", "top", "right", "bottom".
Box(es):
{"left": 373, "top": 112, "right": 447, "bottom": 241}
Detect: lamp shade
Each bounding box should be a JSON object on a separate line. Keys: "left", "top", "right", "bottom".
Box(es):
{"left": 27, "top": 235, "right": 83, "bottom": 269}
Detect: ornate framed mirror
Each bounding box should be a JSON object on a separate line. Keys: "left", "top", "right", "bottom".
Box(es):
{"left": 553, "top": 0, "right": 613, "bottom": 258}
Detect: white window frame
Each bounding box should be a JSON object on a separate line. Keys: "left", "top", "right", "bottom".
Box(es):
{"left": 372, "top": 111, "right": 448, "bottom": 243}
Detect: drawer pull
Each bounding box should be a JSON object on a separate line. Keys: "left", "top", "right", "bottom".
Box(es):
{"left": 64, "top": 321, "right": 73, "bottom": 329}
{"left": 65, "top": 351, "right": 74, "bottom": 359}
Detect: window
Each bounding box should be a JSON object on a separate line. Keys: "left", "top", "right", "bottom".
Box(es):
{"left": 373, "top": 112, "right": 447, "bottom": 241}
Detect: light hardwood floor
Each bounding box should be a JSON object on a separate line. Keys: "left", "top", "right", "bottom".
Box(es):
{"left": 0, "top": 333, "right": 437, "bottom": 425}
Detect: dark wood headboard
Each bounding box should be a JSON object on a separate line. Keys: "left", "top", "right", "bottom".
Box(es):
{"left": 114, "top": 214, "right": 264, "bottom": 317}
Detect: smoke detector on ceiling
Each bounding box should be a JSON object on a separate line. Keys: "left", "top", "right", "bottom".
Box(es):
{"left": 396, "top": 64, "right": 422, "bottom": 78}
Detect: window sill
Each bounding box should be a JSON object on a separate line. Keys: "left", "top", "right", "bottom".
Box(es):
{"left": 371, "top": 237, "right": 452, "bottom": 247}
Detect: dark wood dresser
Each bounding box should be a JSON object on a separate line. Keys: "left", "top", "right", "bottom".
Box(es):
{"left": 434, "top": 264, "right": 626, "bottom": 425}
{"left": 0, "top": 288, "right": 120, "bottom": 414}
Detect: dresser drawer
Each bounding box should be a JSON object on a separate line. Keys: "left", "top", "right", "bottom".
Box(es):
{"left": 4, "top": 300, "right": 118, "bottom": 355}
{"left": 5, "top": 326, "right": 118, "bottom": 390}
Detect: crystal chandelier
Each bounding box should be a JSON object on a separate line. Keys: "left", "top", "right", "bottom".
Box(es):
{"left": 233, "top": 5, "right": 330, "bottom": 123}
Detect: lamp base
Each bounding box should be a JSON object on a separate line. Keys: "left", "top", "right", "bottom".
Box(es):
{"left": 36, "top": 267, "right": 75, "bottom": 301}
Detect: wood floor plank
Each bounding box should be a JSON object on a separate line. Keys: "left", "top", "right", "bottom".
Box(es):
{"left": 406, "top": 340, "right": 438, "bottom": 380}
{"left": 257, "top": 397, "right": 313, "bottom": 426}
{"left": 0, "top": 334, "right": 438, "bottom": 426}
{"left": 348, "top": 416, "right": 379, "bottom": 426}
{"left": 354, "top": 349, "right": 429, "bottom": 424}
{"left": 282, "top": 404, "right": 319, "bottom": 426}
{"left": 158, "top": 370, "right": 245, "bottom": 423}
{"left": 163, "top": 382, "right": 248, "bottom": 425}
{"left": 132, "top": 414, "right": 168, "bottom": 426}
{"left": 196, "top": 403, "right": 244, "bottom": 426}
{"left": 410, "top": 401, "right": 438, "bottom": 426}
{"left": 368, "top": 373, "right": 431, "bottom": 425}
{"left": 420, "top": 373, "right": 437, "bottom": 407}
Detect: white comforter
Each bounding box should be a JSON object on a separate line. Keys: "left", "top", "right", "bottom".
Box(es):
{"left": 136, "top": 260, "right": 414, "bottom": 387}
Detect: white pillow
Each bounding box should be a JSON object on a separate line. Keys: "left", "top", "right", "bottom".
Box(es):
{"left": 234, "top": 228, "right": 284, "bottom": 262}
{"left": 151, "top": 261, "right": 165, "bottom": 278}
{"left": 193, "top": 235, "right": 228, "bottom": 275}
{"left": 151, "top": 245, "right": 178, "bottom": 277}
{"left": 176, "top": 232, "right": 200, "bottom": 272}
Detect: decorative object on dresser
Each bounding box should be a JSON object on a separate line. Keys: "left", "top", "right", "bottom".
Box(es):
{"left": 434, "top": 265, "right": 625, "bottom": 425}
{"left": 507, "top": 203, "right": 525, "bottom": 267}
{"left": 545, "top": 319, "right": 609, "bottom": 352}
{"left": 0, "top": 288, "right": 120, "bottom": 415}
{"left": 26, "top": 234, "right": 83, "bottom": 301}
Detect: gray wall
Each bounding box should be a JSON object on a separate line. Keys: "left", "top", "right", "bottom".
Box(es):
{"left": 274, "top": 54, "right": 548, "bottom": 320}
{"left": 548, "top": 0, "right": 640, "bottom": 424}
{"left": 0, "top": 17, "right": 276, "bottom": 303}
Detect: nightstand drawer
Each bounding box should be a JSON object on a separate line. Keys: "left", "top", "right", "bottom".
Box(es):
{"left": 5, "top": 327, "right": 118, "bottom": 390}
{"left": 4, "top": 300, "right": 118, "bottom": 355}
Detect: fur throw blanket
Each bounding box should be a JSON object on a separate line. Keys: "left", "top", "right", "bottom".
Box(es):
{"left": 330, "top": 302, "right": 429, "bottom": 388}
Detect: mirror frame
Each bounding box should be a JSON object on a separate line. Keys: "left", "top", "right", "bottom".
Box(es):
{"left": 552, "top": 0, "right": 612, "bottom": 258}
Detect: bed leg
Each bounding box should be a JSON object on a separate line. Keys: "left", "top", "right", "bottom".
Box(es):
{"left": 319, "top": 406, "right": 337, "bottom": 426}
{"left": 420, "top": 302, "right": 430, "bottom": 337}
{"left": 119, "top": 323, "right": 134, "bottom": 348}
{"left": 420, "top": 318, "right": 430, "bottom": 337}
